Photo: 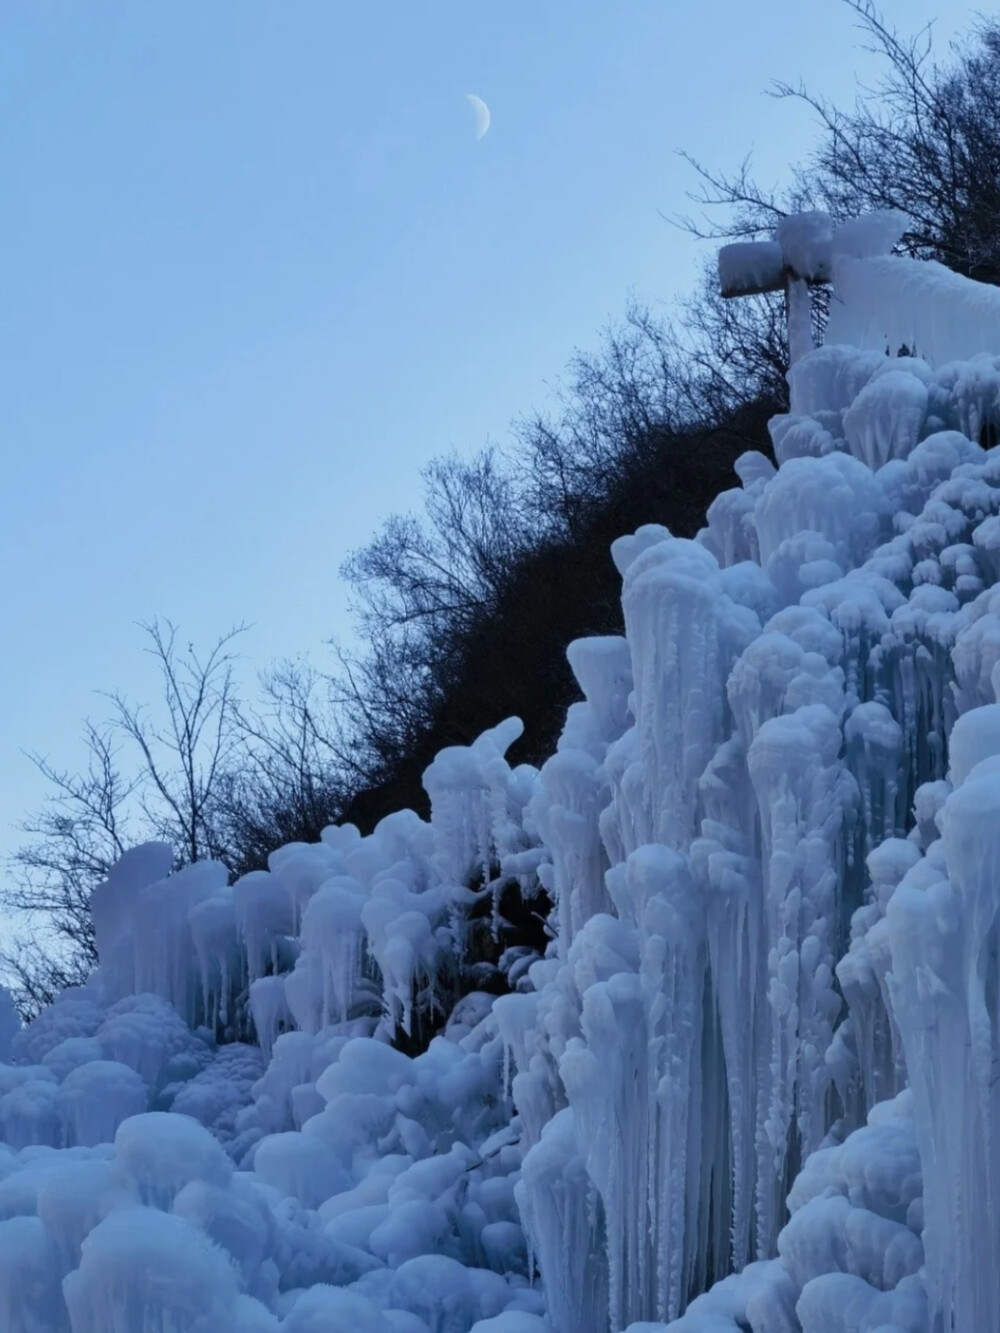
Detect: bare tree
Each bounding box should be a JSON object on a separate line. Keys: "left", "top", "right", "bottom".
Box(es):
{"left": 2, "top": 620, "right": 248, "bottom": 1016}
{"left": 213, "top": 660, "right": 347, "bottom": 875}
{"left": 678, "top": 2, "right": 1000, "bottom": 286}
{"left": 514, "top": 304, "right": 685, "bottom": 541}
{"left": 675, "top": 265, "right": 792, "bottom": 418}
{"left": 104, "top": 618, "right": 246, "bottom": 865}
{"left": 334, "top": 448, "right": 532, "bottom": 790}
{"left": 344, "top": 448, "right": 529, "bottom": 644}
{"left": 0, "top": 724, "right": 138, "bottom": 1010}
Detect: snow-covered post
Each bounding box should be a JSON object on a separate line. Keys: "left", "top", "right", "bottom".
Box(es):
{"left": 718, "top": 211, "right": 834, "bottom": 368}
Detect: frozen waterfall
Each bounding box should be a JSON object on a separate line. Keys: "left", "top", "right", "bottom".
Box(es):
{"left": 4, "top": 241, "right": 1000, "bottom": 1332}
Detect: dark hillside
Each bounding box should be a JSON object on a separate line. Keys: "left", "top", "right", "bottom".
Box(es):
{"left": 341, "top": 394, "right": 779, "bottom": 829}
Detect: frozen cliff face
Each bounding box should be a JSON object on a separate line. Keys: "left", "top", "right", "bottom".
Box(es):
{"left": 510, "top": 336, "right": 1000, "bottom": 1333}
{"left": 7, "top": 258, "right": 1000, "bottom": 1332}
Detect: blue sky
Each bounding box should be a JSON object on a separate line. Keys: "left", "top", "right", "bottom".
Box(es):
{"left": 0, "top": 0, "right": 973, "bottom": 853}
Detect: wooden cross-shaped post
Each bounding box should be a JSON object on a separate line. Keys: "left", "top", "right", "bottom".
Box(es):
{"left": 718, "top": 211, "right": 834, "bottom": 367}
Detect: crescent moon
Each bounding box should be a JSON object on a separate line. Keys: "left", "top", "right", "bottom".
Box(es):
{"left": 465, "top": 93, "right": 491, "bottom": 140}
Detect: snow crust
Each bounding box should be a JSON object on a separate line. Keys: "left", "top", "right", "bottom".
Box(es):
{"left": 828, "top": 254, "right": 1000, "bottom": 366}
{"left": 5, "top": 246, "right": 1000, "bottom": 1331}
{"left": 717, "top": 208, "right": 906, "bottom": 298}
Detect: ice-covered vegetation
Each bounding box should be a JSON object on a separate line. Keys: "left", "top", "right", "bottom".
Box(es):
{"left": 4, "top": 231, "right": 1000, "bottom": 1331}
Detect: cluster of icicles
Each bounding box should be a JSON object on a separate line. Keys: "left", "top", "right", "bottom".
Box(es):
{"left": 6, "top": 332, "right": 1000, "bottom": 1330}
{"left": 501, "top": 333, "right": 1000, "bottom": 1333}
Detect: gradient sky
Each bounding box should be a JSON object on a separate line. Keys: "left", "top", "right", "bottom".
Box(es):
{"left": 1, "top": 0, "right": 974, "bottom": 857}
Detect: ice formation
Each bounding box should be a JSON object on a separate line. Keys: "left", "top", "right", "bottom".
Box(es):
{"left": 4, "top": 234, "right": 1000, "bottom": 1331}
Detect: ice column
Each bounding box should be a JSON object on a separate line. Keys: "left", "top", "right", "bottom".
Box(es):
{"left": 617, "top": 534, "right": 759, "bottom": 850}
{"left": 748, "top": 705, "right": 854, "bottom": 1250}
{"left": 888, "top": 746, "right": 1000, "bottom": 1333}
